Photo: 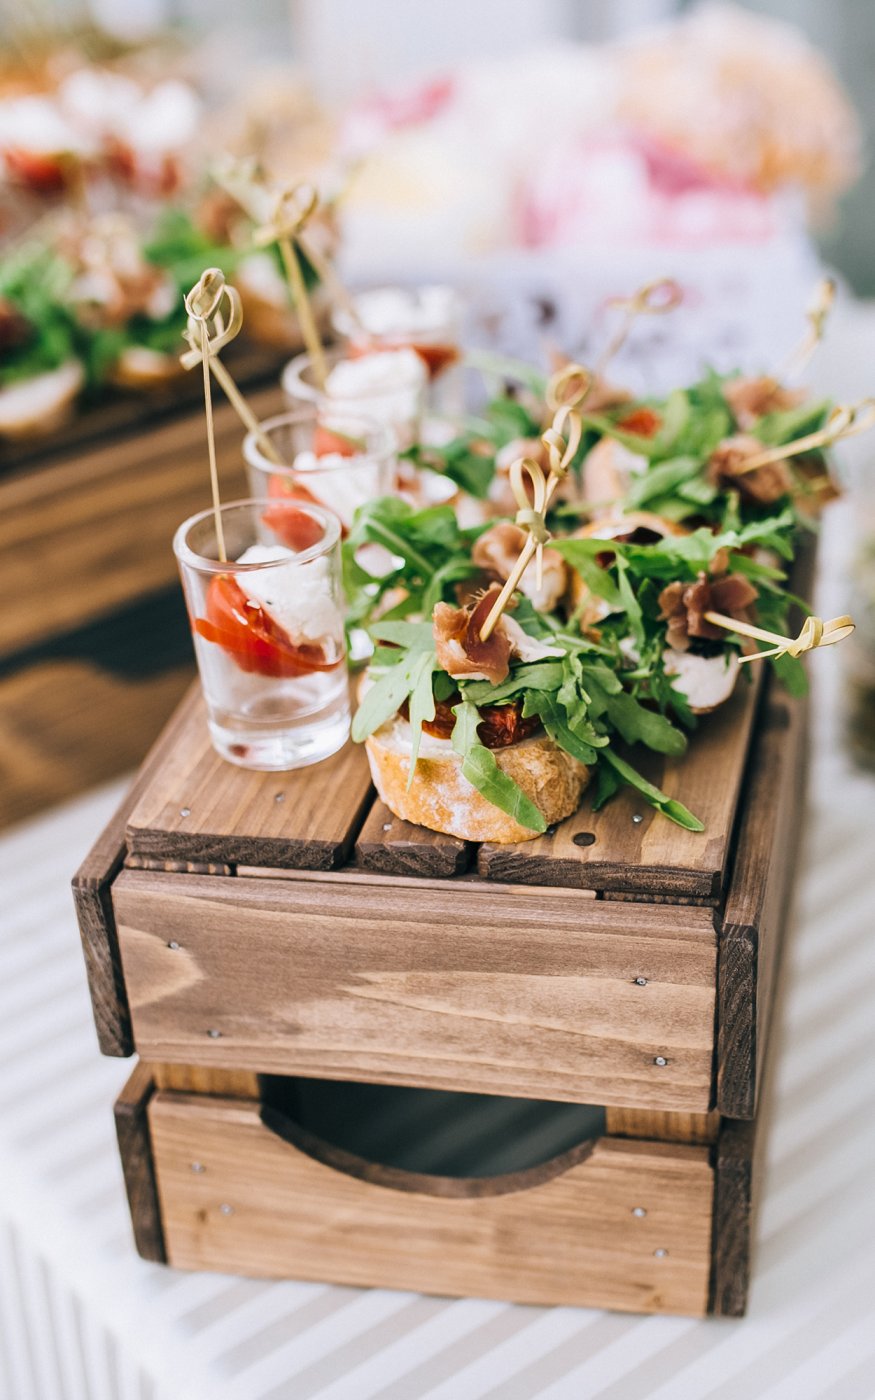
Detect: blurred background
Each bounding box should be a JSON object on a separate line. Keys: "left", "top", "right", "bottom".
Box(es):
{"left": 1, "top": 0, "right": 874, "bottom": 825}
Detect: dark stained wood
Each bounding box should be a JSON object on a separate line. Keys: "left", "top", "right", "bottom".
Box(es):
{"left": 114, "top": 1062, "right": 166, "bottom": 1264}
{"left": 0, "top": 344, "right": 284, "bottom": 479}
{"left": 477, "top": 673, "right": 762, "bottom": 900}
{"left": 716, "top": 683, "right": 809, "bottom": 1118}
{"left": 113, "top": 868, "right": 717, "bottom": 1109}
{"left": 355, "top": 799, "right": 470, "bottom": 878}
{"left": 709, "top": 1116, "right": 755, "bottom": 1316}
{"left": 0, "top": 383, "right": 276, "bottom": 656}
{"left": 72, "top": 685, "right": 203, "bottom": 1056}
{"left": 126, "top": 693, "right": 374, "bottom": 870}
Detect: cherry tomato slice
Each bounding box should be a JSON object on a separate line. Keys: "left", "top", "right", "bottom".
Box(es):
{"left": 615, "top": 406, "right": 662, "bottom": 438}
{"left": 313, "top": 424, "right": 360, "bottom": 457}
{"left": 347, "top": 339, "right": 458, "bottom": 381}
{"left": 261, "top": 482, "right": 331, "bottom": 550}
{"left": 194, "top": 575, "right": 340, "bottom": 678}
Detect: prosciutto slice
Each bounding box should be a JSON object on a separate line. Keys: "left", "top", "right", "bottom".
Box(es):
{"left": 658, "top": 572, "right": 758, "bottom": 651}
{"left": 708, "top": 434, "right": 793, "bottom": 505}
{"left": 432, "top": 585, "right": 562, "bottom": 685}
{"left": 723, "top": 376, "right": 805, "bottom": 431}
{"left": 472, "top": 522, "right": 567, "bottom": 612}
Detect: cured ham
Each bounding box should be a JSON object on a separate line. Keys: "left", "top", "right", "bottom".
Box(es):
{"left": 658, "top": 572, "right": 758, "bottom": 651}
{"left": 723, "top": 375, "right": 806, "bottom": 430}
{"left": 472, "top": 522, "right": 567, "bottom": 612}
{"left": 708, "top": 434, "right": 793, "bottom": 504}
{"left": 432, "top": 585, "right": 561, "bottom": 685}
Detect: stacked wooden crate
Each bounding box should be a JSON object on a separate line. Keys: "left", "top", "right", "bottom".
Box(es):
{"left": 72, "top": 655, "right": 805, "bottom": 1318}
{"left": 0, "top": 365, "right": 283, "bottom": 826}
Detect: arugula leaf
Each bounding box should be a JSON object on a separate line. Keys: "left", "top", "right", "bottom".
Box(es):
{"left": 753, "top": 399, "right": 831, "bottom": 446}
{"left": 626, "top": 456, "right": 702, "bottom": 508}
{"left": 369, "top": 620, "right": 435, "bottom": 648}
{"left": 463, "top": 661, "right": 564, "bottom": 705}
{"left": 583, "top": 671, "right": 687, "bottom": 756}
{"left": 406, "top": 651, "right": 437, "bottom": 785}
{"left": 351, "top": 632, "right": 434, "bottom": 743}
{"left": 771, "top": 651, "right": 808, "bottom": 697}
{"left": 600, "top": 750, "right": 704, "bottom": 831}
{"left": 522, "top": 689, "right": 600, "bottom": 765}
{"left": 451, "top": 700, "right": 546, "bottom": 834}
{"left": 553, "top": 539, "right": 624, "bottom": 609}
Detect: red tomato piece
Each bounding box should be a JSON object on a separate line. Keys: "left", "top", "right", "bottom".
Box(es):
{"left": 261, "top": 481, "right": 330, "bottom": 549}
{"left": 194, "top": 575, "right": 339, "bottom": 678}
{"left": 312, "top": 424, "right": 360, "bottom": 457}
{"left": 616, "top": 406, "right": 662, "bottom": 438}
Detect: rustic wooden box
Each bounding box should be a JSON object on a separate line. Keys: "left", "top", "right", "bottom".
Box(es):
{"left": 0, "top": 366, "right": 284, "bottom": 826}
{"left": 75, "top": 664, "right": 803, "bottom": 1122}
{"left": 115, "top": 1062, "right": 762, "bottom": 1317}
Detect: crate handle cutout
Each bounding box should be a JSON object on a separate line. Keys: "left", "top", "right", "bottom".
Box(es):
{"left": 259, "top": 1079, "right": 607, "bottom": 1199}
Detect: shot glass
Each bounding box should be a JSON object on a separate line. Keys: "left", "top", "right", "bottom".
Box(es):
{"left": 243, "top": 406, "right": 396, "bottom": 537}
{"left": 281, "top": 344, "right": 427, "bottom": 449}
{"left": 333, "top": 285, "right": 463, "bottom": 390}
{"left": 174, "top": 500, "right": 349, "bottom": 770}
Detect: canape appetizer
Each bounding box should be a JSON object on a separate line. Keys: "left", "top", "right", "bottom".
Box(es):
{"left": 0, "top": 245, "right": 83, "bottom": 439}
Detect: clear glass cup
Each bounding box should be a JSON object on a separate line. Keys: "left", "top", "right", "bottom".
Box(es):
{"left": 243, "top": 406, "right": 397, "bottom": 536}
{"left": 281, "top": 344, "right": 427, "bottom": 449}
{"left": 333, "top": 284, "right": 462, "bottom": 381}
{"left": 174, "top": 500, "right": 349, "bottom": 770}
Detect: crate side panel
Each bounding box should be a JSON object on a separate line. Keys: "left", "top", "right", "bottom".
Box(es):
{"left": 150, "top": 1092, "right": 713, "bottom": 1314}
{"left": 115, "top": 871, "right": 717, "bottom": 1110}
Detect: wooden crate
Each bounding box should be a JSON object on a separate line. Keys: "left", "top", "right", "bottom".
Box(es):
{"left": 74, "top": 664, "right": 806, "bottom": 1121}
{"left": 113, "top": 1062, "right": 762, "bottom": 1317}
{"left": 0, "top": 367, "right": 286, "bottom": 825}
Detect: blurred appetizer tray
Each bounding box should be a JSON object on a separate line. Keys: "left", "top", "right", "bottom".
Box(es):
{"left": 0, "top": 361, "right": 284, "bottom": 825}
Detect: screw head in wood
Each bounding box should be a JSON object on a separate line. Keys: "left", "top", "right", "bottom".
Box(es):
{"left": 274, "top": 792, "right": 285, "bottom": 803}
{"left": 167, "top": 940, "right": 180, "bottom": 951}
{"left": 654, "top": 1248, "right": 668, "bottom": 1258}
{"left": 632, "top": 1207, "right": 647, "bottom": 1218}
{"left": 190, "top": 1162, "right": 205, "bottom": 1174}
{"left": 632, "top": 813, "right": 644, "bottom": 825}
{"left": 654, "top": 1055, "right": 668, "bottom": 1066}
{"left": 382, "top": 822, "right": 392, "bottom": 831}
{"left": 207, "top": 1028, "right": 222, "bottom": 1039}
{"left": 219, "top": 1203, "right": 234, "bottom": 1216}
{"left": 634, "top": 976, "right": 648, "bottom": 986}
{"left": 180, "top": 807, "right": 191, "bottom": 817}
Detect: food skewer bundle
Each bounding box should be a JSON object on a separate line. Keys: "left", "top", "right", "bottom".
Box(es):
{"left": 348, "top": 281, "right": 864, "bottom": 842}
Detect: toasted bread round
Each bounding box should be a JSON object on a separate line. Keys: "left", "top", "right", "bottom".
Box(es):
{"left": 364, "top": 715, "right": 589, "bottom": 843}
{"left": 0, "top": 359, "right": 84, "bottom": 440}
{"left": 110, "top": 346, "right": 185, "bottom": 390}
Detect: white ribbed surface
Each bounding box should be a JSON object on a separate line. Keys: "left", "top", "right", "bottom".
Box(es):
{"left": 2, "top": 507, "right": 874, "bottom": 1400}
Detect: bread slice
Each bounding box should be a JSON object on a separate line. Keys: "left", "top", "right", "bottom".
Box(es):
{"left": 364, "top": 715, "right": 589, "bottom": 843}
{"left": 110, "top": 346, "right": 185, "bottom": 390}
{"left": 0, "top": 360, "right": 84, "bottom": 440}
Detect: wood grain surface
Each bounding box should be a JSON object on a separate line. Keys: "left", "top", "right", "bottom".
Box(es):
{"left": 125, "top": 695, "right": 373, "bottom": 870}
{"left": 0, "top": 384, "right": 278, "bottom": 656}
{"left": 354, "top": 799, "right": 471, "bottom": 878}
{"left": 478, "top": 674, "right": 761, "bottom": 900}
{"left": 149, "top": 1089, "right": 714, "bottom": 1314}
{"left": 716, "top": 683, "right": 808, "bottom": 1118}
{"left": 72, "top": 686, "right": 203, "bottom": 1056}
{"left": 113, "top": 1062, "right": 166, "bottom": 1263}
{"left": 114, "top": 869, "right": 717, "bottom": 1109}
{"left": 604, "top": 1108, "right": 720, "bottom": 1145}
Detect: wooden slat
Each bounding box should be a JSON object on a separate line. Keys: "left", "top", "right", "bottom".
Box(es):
{"left": 709, "top": 1118, "right": 755, "bottom": 1316}
{"left": 149, "top": 1090, "right": 714, "bottom": 1314}
{"left": 71, "top": 685, "right": 203, "bottom": 1056}
{"left": 605, "top": 1108, "right": 720, "bottom": 1145}
{"left": 478, "top": 674, "right": 761, "bottom": 900}
{"left": 114, "top": 1063, "right": 166, "bottom": 1263}
{"left": 716, "top": 684, "right": 808, "bottom": 1118}
{"left": 355, "top": 800, "right": 470, "bottom": 878}
{"left": 0, "top": 384, "right": 278, "bottom": 656}
{"left": 114, "top": 869, "right": 717, "bottom": 1109}
{"left": 125, "top": 693, "right": 374, "bottom": 870}
{"left": 151, "top": 1064, "right": 261, "bottom": 1097}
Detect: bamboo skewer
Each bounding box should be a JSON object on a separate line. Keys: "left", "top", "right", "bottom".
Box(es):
{"left": 181, "top": 269, "right": 283, "bottom": 466}
{"left": 253, "top": 183, "right": 332, "bottom": 389}
{"left": 728, "top": 399, "right": 875, "bottom": 476}
{"left": 596, "top": 277, "right": 683, "bottom": 376}
{"left": 703, "top": 610, "right": 855, "bottom": 664}
{"left": 479, "top": 368, "right": 588, "bottom": 642}
{"left": 781, "top": 276, "right": 836, "bottom": 382}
